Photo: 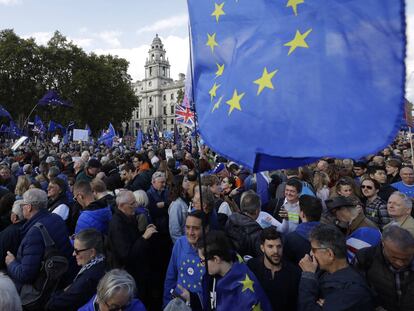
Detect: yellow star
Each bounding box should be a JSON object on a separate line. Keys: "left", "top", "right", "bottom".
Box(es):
{"left": 239, "top": 273, "right": 254, "bottom": 292}
{"left": 206, "top": 33, "right": 219, "bottom": 53}
{"left": 211, "top": 2, "right": 225, "bottom": 22}
{"left": 212, "top": 96, "right": 223, "bottom": 112}
{"left": 286, "top": 0, "right": 304, "bottom": 16}
{"left": 226, "top": 90, "right": 244, "bottom": 115}
{"left": 284, "top": 29, "right": 312, "bottom": 56}
{"left": 252, "top": 303, "right": 262, "bottom": 311}
{"left": 215, "top": 63, "right": 225, "bottom": 78}
{"left": 253, "top": 67, "right": 278, "bottom": 95}
{"left": 209, "top": 82, "right": 220, "bottom": 101}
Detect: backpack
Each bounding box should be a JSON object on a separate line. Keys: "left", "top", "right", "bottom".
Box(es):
{"left": 20, "top": 222, "right": 69, "bottom": 311}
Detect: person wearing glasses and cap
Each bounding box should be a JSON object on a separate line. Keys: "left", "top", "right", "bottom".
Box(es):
{"left": 325, "top": 196, "right": 381, "bottom": 261}
{"left": 45, "top": 229, "right": 106, "bottom": 311}
{"left": 298, "top": 224, "right": 374, "bottom": 310}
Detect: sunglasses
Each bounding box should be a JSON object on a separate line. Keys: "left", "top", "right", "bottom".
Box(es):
{"left": 361, "top": 185, "right": 373, "bottom": 190}
{"left": 73, "top": 247, "right": 90, "bottom": 255}
{"left": 105, "top": 301, "right": 131, "bottom": 311}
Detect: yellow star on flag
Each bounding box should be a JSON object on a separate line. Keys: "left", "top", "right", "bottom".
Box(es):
{"left": 284, "top": 29, "right": 312, "bottom": 56}
{"left": 215, "top": 63, "right": 225, "bottom": 78}
{"left": 252, "top": 303, "right": 262, "bottom": 311}
{"left": 206, "top": 33, "right": 219, "bottom": 53}
{"left": 239, "top": 273, "right": 254, "bottom": 293}
{"left": 226, "top": 90, "right": 245, "bottom": 115}
{"left": 212, "top": 96, "right": 223, "bottom": 112}
{"left": 253, "top": 67, "right": 278, "bottom": 95}
{"left": 211, "top": 2, "right": 225, "bottom": 22}
{"left": 286, "top": 0, "right": 304, "bottom": 16}
{"left": 209, "top": 82, "right": 220, "bottom": 101}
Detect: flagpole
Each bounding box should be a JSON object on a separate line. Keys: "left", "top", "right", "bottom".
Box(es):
{"left": 409, "top": 127, "right": 414, "bottom": 167}
{"left": 187, "top": 23, "right": 210, "bottom": 275}
{"left": 23, "top": 103, "right": 39, "bottom": 128}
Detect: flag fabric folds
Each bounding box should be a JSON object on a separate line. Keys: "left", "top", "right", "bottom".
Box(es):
{"left": 0, "top": 105, "right": 12, "bottom": 119}
{"left": 38, "top": 90, "right": 72, "bottom": 107}
{"left": 33, "top": 115, "right": 46, "bottom": 134}
{"left": 256, "top": 172, "right": 271, "bottom": 207}
{"left": 186, "top": 0, "right": 406, "bottom": 172}
{"left": 135, "top": 128, "right": 143, "bottom": 151}
{"left": 9, "top": 121, "right": 21, "bottom": 137}
{"left": 48, "top": 120, "right": 66, "bottom": 133}
{"left": 98, "top": 123, "right": 116, "bottom": 147}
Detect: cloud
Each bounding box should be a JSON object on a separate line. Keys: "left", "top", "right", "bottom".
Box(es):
{"left": 0, "top": 0, "right": 20, "bottom": 5}
{"left": 22, "top": 32, "right": 53, "bottom": 45}
{"left": 136, "top": 14, "right": 188, "bottom": 35}
{"left": 71, "top": 37, "right": 94, "bottom": 49}
{"left": 98, "top": 31, "right": 122, "bottom": 48}
{"left": 93, "top": 35, "right": 189, "bottom": 82}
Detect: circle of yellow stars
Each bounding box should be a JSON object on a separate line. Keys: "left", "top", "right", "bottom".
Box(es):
{"left": 204, "top": 0, "right": 311, "bottom": 116}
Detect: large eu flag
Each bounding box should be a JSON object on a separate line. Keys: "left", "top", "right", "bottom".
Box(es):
{"left": 187, "top": 0, "right": 406, "bottom": 172}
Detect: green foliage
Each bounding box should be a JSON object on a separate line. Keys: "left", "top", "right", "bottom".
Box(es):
{"left": 0, "top": 29, "right": 138, "bottom": 132}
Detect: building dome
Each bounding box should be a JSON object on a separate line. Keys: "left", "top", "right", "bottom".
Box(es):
{"left": 151, "top": 34, "right": 163, "bottom": 49}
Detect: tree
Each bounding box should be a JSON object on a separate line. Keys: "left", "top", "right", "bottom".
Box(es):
{"left": 0, "top": 30, "right": 139, "bottom": 132}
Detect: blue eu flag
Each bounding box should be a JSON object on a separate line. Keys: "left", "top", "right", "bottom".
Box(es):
{"left": 98, "top": 123, "right": 116, "bottom": 147}
{"left": 38, "top": 90, "right": 72, "bottom": 107}
{"left": 187, "top": 0, "right": 406, "bottom": 172}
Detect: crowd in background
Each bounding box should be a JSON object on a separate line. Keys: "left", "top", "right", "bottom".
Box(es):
{"left": 0, "top": 132, "right": 413, "bottom": 310}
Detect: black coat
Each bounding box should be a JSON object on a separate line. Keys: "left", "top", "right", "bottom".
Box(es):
{"left": 248, "top": 257, "right": 300, "bottom": 311}
{"left": 0, "top": 221, "right": 25, "bottom": 270}
{"left": 107, "top": 209, "right": 152, "bottom": 300}
{"left": 45, "top": 260, "right": 106, "bottom": 311}
{"left": 355, "top": 245, "right": 414, "bottom": 311}
{"left": 225, "top": 213, "right": 262, "bottom": 258}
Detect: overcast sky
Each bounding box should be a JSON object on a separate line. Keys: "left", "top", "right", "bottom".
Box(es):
{"left": 0, "top": 0, "right": 413, "bottom": 101}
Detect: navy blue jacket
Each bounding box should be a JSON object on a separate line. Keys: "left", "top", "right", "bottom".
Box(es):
{"left": 7, "top": 209, "right": 76, "bottom": 291}
{"left": 298, "top": 266, "right": 374, "bottom": 311}
{"left": 284, "top": 222, "right": 320, "bottom": 264}
{"left": 45, "top": 260, "right": 106, "bottom": 311}
{"left": 147, "top": 186, "right": 170, "bottom": 234}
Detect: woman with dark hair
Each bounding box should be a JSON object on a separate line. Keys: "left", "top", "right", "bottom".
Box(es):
{"left": 361, "top": 178, "right": 391, "bottom": 229}
{"left": 46, "top": 229, "right": 106, "bottom": 311}
{"left": 168, "top": 175, "right": 189, "bottom": 243}
{"left": 47, "top": 177, "right": 70, "bottom": 221}
{"left": 177, "top": 231, "right": 272, "bottom": 311}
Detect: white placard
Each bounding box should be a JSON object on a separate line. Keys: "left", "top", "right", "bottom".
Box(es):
{"left": 11, "top": 136, "right": 28, "bottom": 151}
{"left": 73, "top": 129, "right": 89, "bottom": 142}
{"left": 165, "top": 149, "right": 173, "bottom": 160}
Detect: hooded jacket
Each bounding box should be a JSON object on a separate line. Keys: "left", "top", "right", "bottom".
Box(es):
{"left": 75, "top": 200, "right": 112, "bottom": 235}
{"left": 225, "top": 213, "right": 262, "bottom": 258}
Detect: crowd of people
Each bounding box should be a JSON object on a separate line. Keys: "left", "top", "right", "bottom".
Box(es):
{"left": 0, "top": 132, "right": 413, "bottom": 310}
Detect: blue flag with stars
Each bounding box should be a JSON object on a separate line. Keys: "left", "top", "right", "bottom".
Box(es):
{"left": 187, "top": 0, "right": 405, "bottom": 172}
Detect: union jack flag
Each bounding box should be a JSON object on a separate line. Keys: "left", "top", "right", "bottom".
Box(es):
{"left": 175, "top": 95, "right": 195, "bottom": 128}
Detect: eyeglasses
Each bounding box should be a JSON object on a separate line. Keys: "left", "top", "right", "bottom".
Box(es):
{"left": 73, "top": 193, "right": 81, "bottom": 201}
{"left": 361, "top": 185, "right": 373, "bottom": 190}
{"left": 311, "top": 247, "right": 329, "bottom": 253}
{"left": 73, "top": 247, "right": 91, "bottom": 255}
{"left": 105, "top": 301, "right": 131, "bottom": 311}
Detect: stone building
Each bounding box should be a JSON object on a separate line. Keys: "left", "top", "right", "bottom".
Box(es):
{"left": 129, "top": 34, "right": 185, "bottom": 135}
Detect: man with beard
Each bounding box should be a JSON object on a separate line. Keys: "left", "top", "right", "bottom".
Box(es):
{"left": 247, "top": 227, "right": 301, "bottom": 311}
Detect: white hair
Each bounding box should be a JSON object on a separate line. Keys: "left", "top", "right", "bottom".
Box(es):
{"left": 22, "top": 188, "right": 48, "bottom": 210}
{"left": 0, "top": 273, "right": 22, "bottom": 311}
{"left": 133, "top": 190, "right": 149, "bottom": 207}
{"left": 12, "top": 200, "right": 24, "bottom": 221}
{"left": 116, "top": 190, "right": 134, "bottom": 207}
{"left": 96, "top": 269, "right": 136, "bottom": 304}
